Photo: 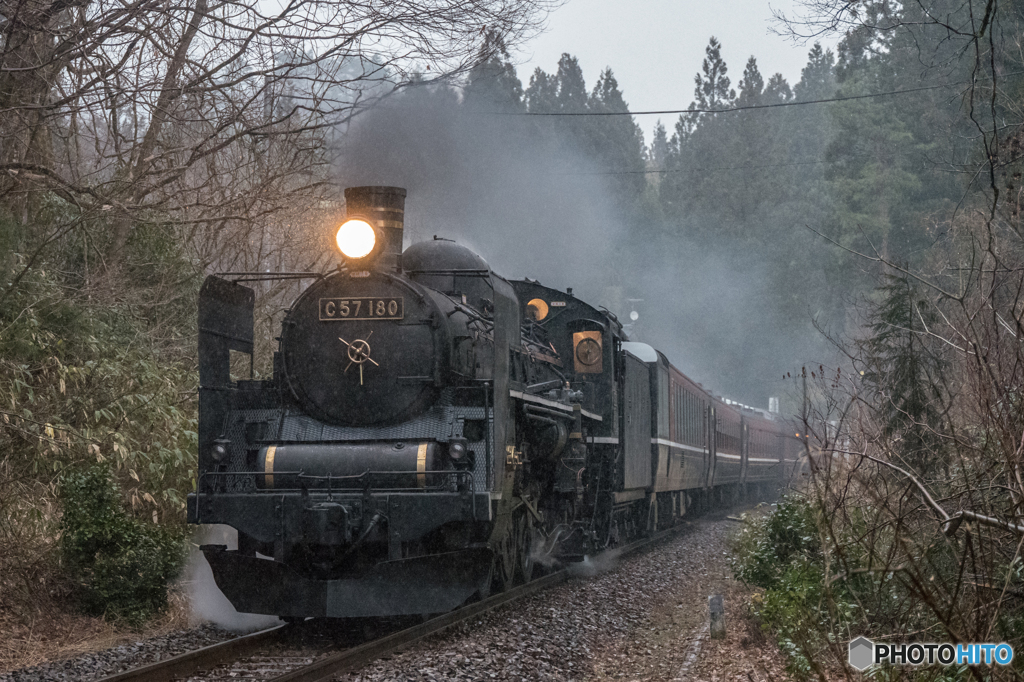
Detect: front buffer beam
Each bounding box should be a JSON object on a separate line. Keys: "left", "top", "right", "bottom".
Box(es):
{"left": 201, "top": 545, "right": 492, "bottom": 618}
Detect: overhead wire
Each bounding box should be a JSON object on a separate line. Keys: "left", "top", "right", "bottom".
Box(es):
{"left": 523, "top": 70, "right": 1024, "bottom": 175}
{"left": 565, "top": 159, "right": 836, "bottom": 176}
{"left": 489, "top": 69, "right": 1024, "bottom": 118}
{"left": 500, "top": 82, "right": 954, "bottom": 117}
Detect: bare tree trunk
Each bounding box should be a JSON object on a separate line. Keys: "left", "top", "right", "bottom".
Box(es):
{"left": 0, "top": 0, "right": 74, "bottom": 221}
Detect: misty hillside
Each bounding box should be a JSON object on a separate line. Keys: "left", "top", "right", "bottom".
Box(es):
{"left": 334, "top": 26, "right": 975, "bottom": 410}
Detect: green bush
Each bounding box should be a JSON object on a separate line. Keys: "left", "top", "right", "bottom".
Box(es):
{"left": 730, "top": 496, "right": 854, "bottom": 679}
{"left": 733, "top": 497, "right": 819, "bottom": 675}
{"left": 731, "top": 494, "right": 821, "bottom": 591}
{"left": 58, "top": 465, "right": 186, "bottom": 625}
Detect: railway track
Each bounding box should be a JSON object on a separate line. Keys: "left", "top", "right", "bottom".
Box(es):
{"left": 94, "top": 524, "right": 684, "bottom": 682}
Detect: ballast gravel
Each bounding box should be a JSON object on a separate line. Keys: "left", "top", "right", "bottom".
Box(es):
{"left": 0, "top": 515, "right": 742, "bottom": 682}
{"left": 339, "top": 516, "right": 735, "bottom": 681}
{"left": 0, "top": 624, "right": 238, "bottom": 682}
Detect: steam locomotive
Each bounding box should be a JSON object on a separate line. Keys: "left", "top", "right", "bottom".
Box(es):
{"left": 186, "top": 186, "right": 804, "bottom": 619}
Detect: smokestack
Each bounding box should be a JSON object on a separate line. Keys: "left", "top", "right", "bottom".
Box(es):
{"left": 344, "top": 186, "right": 407, "bottom": 270}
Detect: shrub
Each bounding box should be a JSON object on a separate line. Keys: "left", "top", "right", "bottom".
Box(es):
{"left": 0, "top": 211, "right": 199, "bottom": 624}
{"left": 731, "top": 493, "right": 821, "bottom": 591}
{"left": 729, "top": 497, "right": 823, "bottom": 675}
{"left": 730, "top": 495, "right": 852, "bottom": 679}
{"left": 58, "top": 465, "right": 186, "bottom": 625}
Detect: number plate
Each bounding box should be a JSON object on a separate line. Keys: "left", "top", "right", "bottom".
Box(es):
{"left": 319, "top": 297, "right": 404, "bottom": 321}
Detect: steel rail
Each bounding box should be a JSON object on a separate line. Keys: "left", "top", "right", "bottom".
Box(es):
{"left": 93, "top": 624, "right": 289, "bottom": 682}
{"left": 268, "top": 523, "right": 685, "bottom": 682}
{"left": 92, "top": 523, "right": 685, "bottom": 682}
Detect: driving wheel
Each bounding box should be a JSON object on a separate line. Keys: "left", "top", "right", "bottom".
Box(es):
{"left": 492, "top": 522, "right": 517, "bottom": 592}
{"left": 516, "top": 511, "right": 537, "bottom": 583}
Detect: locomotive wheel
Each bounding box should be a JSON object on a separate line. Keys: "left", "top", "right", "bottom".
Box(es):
{"left": 515, "top": 512, "right": 536, "bottom": 583}
{"left": 492, "top": 523, "right": 517, "bottom": 592}
{"left": 476, "top": 559, "right": 495, "bottom": 600}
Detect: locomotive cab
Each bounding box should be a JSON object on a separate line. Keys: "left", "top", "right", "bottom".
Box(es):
{"left": 509, "top": 280, "right": 623, "bottom": 421}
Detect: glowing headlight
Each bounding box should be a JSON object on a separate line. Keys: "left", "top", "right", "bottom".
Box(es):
{"left": 526, "top": 298, "right": 549, "bottom": 322}
{"left": 335, "top": 219, "right": 377, "bottom": 259}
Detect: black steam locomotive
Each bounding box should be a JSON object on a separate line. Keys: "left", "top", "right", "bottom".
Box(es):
{"left": 187, "top": 186, "right": 803, "bottom": 619}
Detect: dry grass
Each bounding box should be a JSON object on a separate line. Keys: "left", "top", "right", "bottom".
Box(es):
{"left": 0, "top": 586, "right": 192, "bottom": 674}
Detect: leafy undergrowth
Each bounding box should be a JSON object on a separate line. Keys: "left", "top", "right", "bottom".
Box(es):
{"left": 729, "top": 496, "right": 847, "bottom": 680}
{"left": 59, "top": 466, "right": 189, "bottom": 625}
{"left": 1, "top": 211, "right": 200, "bottom": 629}
{"left": 728, "top": 495, "right": 1011, "bottom": 682}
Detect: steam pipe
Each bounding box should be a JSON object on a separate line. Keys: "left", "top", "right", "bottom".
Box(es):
{"left": 525, "top": 413, "right": 560, "bottom": 427}
{"left": 526, "top": 379, "right": 562, "bottom": 394}
{"left": 524, "top": 404, "right": 572, "bottom": 421}
{"left": 343, "top": 511, "right": 384, "bottom": 558}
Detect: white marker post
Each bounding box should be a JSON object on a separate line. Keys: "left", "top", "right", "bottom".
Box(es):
{"left": 709, "top": 594, "right": 726, "bottom": 639}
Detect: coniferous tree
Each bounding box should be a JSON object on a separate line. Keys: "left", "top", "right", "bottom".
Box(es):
{"left": 826, "top": 23, "right": 934, "bottom": 266}
{"left": 588, "top": 68, "right": 646, "bottom": 205}
{"left": 554, "top": 53, "right": 588, "bottom": 112}
{"left": 737, "top": 57, "right": 764, "bottom": 106}
{"left": 794, "top": 43, "right": 836, "bottom": 102}
{"left": 464, "top": 32, "right": 524, "bottom": 112}
{"left": 787, "top": 43, "right": 835, "bottom": 223}
{"left": 860, "top": 272, "right": 946, "bottom": 472}
{"left": 659, "top": 38, "right": 739, "bottom": 232}
{"left": 525, "top": 68, "right": 558, "bottom": 112}
{"left": 761, "top": 45, "right": 837, "bottom": 328}
{"left": 732, "top": 62, "right": 793, "bottom": 228}
{"left": 693, "top": 37, "right": 735, "bottom": 113}
{"left": 648, "top": 121, "right": 670, "bottom": 171}
{"left": 763, "top": 74, "right": 792, "bottom": 103}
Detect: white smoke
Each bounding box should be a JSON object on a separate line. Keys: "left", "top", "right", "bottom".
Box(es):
{"left": 183, "top": 524, "right": 283, "bottom": 632}
{"left": 568, "top": 548, "right": 621, "bottom": 578}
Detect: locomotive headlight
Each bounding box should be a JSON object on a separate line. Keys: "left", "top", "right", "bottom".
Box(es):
{"left": 211, "top": 438, "right": 231, "bottom": 462}
{"left": 448, "top": 438, "right": 468, "bottom": 460}
{"left": 335, "top": 218, "right": 377, "bottom": 260}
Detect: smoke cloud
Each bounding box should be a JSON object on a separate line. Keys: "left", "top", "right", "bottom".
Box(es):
{"left": 183, "top": 525, "right": 282, "bottom": 632}
{"left": 332, "top": 83, "right": 831, "bottom": 408}
{"left": 334, "top": 89, "right": 622, "bottom": 293}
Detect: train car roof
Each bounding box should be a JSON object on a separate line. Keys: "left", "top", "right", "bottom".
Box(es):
{"left": 620, "top": 341, "right": 658, "bottom": 363}
{"left": 664, "top": 360, "right": 713, "bottom": 401}
{"left": 736, "top": 406, "right": 780, "bottom": 425}
{"left": 715, "top": 397, "right": 743, "bottom": 421}
{"left": 635, "top": 342, "right": 780, "bottom": 424}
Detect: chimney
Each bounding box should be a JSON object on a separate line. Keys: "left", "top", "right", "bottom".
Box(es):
{"left": 344, "top": 186, "right": 407, "bottom": 270}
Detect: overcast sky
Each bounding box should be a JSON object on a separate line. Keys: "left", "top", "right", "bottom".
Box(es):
{"left": 513, "top": 0, "right": 839, "bottom": 140}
